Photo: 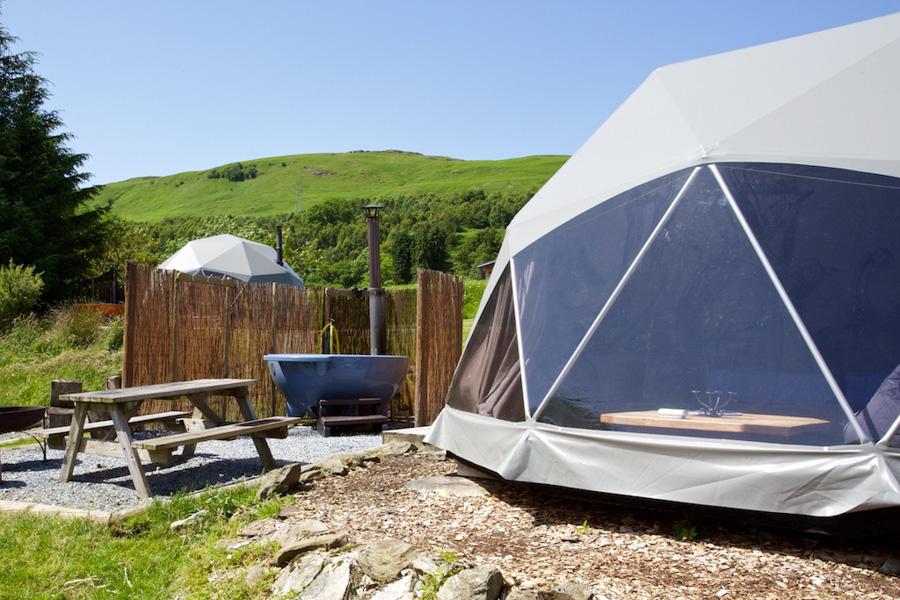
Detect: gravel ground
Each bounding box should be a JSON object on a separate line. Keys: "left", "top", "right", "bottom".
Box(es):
{"left": 288, "top": 454, "right": 900, "bottom": 599}
{"left": 0, "top": 426, "right": 379, "bottom": 511}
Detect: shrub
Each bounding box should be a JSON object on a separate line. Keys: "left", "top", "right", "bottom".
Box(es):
{"left": 105, "top": 315, "right": 124, "bottom": 351}
{"left": 208, "top": 163, "right": 259, "bottom": 182}
{"left": 463, "top": 279, "right": 486, "bottom": 319}
{"left": 0, "top": 260, "right": 43, "bottom": 331}
{"left": 49, "top": 305, "right": 103, "bottom": 348}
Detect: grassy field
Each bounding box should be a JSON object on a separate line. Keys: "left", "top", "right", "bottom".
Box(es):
{"left": 95, "top": 150, "right": 567, "bottom": 222}
{"left": 0, "top": 486, "right": 286, "bottom": 599}
{"left": 0, "top": 308, "right": 122, "bottom": 409}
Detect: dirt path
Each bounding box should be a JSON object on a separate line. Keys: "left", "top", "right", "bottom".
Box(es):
{"left": 286, "top": 453, "right": 899, "bottom": 599}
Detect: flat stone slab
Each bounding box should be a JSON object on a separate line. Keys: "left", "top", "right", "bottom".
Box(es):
{"left": 382, "top": 426, "right": 432, "bottom": 448}
{"left": 403, "top": 475, "right": 488, "bottom": 496}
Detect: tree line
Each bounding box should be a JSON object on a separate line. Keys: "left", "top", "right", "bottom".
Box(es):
{"left": 103, "top": 187, "right": 528, "bottom": 289}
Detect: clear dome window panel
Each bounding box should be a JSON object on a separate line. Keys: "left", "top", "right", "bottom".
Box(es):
{"left": 514, "top": 169, "right": 691, "bottom": 413}
{"left": 721, "top": 164, "right": 900, "bottom": 443}
{"left": 445, "top": 265, "right": 525, "bottom": 422}
{"left": 539, "top": 168, "right": 851, "bottom": 446}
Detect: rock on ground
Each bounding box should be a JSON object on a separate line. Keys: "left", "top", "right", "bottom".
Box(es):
{"left": 368, "top": 571, "right": 418, "bottom": 600}
{"left": 272, "top": 519, "right": 330, "bottom": 547}
{"left": 170, "top": 509, "right": 207, "bottom": 531}
{"left": 239, "top": 517, "right": 279, "bottom": 538}
{"left": 506, "top": 590, "right": 542, "bottom": 600}
{"left": 318, "top": 456, "right": 349, "bottom": 476}
{"left": 243, "top": 565, "right": 274, "bottom": 588}
{"left": 553, "top": 582, "right": 594, "bottom": 600}
{"left": 271, "top": 551, "right": 328, "bottom": 596}
{"left": 275, "top": 531, "right": 348, "bottom": 567}
{"left": 257, "top": 463, "right": 305, "bottom": 499}
{"left": 436, "top": 564, "right": 503, "bottom": 600}
{"left": 300, "top": 557, "right": 357, "bottom": 600}
{"left": 357, "top": 538, "right": 418, "bottom": 582}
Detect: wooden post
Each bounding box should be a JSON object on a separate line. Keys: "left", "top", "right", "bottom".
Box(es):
{"left": 109, "top": 404, "right": 152, "bottom": 499}
{"left": 414, "top": 270, "right": 463, "bottom": 427}
{"left": 58, "top": 403, "right": 88, "bottom": 483}
{"left": 414, "top": 276, "right": 428, "bottom": 427}
{"left": 106, "top": 375, "right": 122, "bottom": 390}
{"left": 223, "top": 286, "right": 232, "bottom": 377}
{"left": 47, "top": 380, "right": 83, "bottom": 437}
{"left": 270, "top": 283, "right": 277, "bottom": 417}
{"left": 171, "top": 272, "right": 180, "bottom": 381}
{"left": 235, "top": 388, "right": 276, "bottom": 471}
{"left": 123, "top": 262, "right": 137, "bottom": 387}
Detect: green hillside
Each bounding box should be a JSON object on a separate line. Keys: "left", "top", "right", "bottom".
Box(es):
{"left": 96, "top": 150, "right": 568, "bottom": 222}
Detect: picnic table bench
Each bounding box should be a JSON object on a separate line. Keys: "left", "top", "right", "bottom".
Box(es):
{"left": 50, "top": 378, "right": 302, "bottom": 498}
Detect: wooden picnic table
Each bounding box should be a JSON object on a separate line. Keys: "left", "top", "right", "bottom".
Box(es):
{"left": 55, "top": 378, "right": 302, "bottom": 498}
{"left": 599, "top": 410, "right": 830, "bottom": 437}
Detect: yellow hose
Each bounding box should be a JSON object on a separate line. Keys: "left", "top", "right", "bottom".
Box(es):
{"left": 320, "top": 320, "right": 340, "bottom": 354}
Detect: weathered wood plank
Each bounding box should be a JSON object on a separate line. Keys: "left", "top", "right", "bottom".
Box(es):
{"left": 109, "top": 405, "right": 152, "bottom": 499}
{"left": 59, "top": 379, "right": 255, "bottom": 404}
{"left": 38, "top": 411, "right": 192, "bottom": 438}
{"left": 133, "top": 417, "right": 301, "bottom": 451}
{"left": 185, "top": 393, "right": 226, "bottom": 425}
{"left": 58, "top": 403, "right": 88, "bottom": 483}
{"left": 50, "top": 379, "right": 82, "bottom": 410}
{"left": 71, "top": 438, "right": 173, "bottom": 465}
{"left": 235, "top": 388, "right": 276, "bottom": 470}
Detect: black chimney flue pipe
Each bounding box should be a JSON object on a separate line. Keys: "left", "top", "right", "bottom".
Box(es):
{"left": 275, "top": 225, "right": 284, "bottom": 266}
{"left": 363, "top": 205, "right": 385, "bottom": 355}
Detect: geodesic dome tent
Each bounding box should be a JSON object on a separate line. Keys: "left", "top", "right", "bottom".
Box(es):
{"left": 426, "top": 13, "right": 900, "bottom": 517}
{"left": 159, "top": 234, "right": 304, "bottom": 286}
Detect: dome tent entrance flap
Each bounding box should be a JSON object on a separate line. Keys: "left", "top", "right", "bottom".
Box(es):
{"left": 158, "top": 234, "right": 304, "bottom": 286}
{"left": 426, "top": 13, "right": 900, "bottom": 518}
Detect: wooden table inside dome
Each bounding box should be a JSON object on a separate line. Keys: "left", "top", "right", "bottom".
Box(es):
{"left": 57, "top": 378, "right": 302, "bottom": 498}
{"left": 599, "top": 410, "right": 830, "bottom": 437}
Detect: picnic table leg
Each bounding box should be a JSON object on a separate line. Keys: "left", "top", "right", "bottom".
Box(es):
{"left": 109, "top": 405, "right": 152, "bottom": 499}
{"left": 234, "top": 391, "right": 276, "bottom": 470}
{"left": 59, "top": 403, "right": 88, "bottom": 483}
{"left": 180, "top": 393, "right": 226, "bottom": 461}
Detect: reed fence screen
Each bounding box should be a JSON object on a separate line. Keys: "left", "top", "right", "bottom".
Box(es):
{"left": 123, "top": 263, "right": 459, "bottom": 422}
{"left": 414, "top": 269, "right": 464, "bottom": 426}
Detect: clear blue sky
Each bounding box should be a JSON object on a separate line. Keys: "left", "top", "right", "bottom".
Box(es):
{"left": 4, "top": 1, "right": 899, "bottom": 184}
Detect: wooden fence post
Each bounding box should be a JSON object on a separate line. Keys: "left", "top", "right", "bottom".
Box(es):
{"left": 47, "top": 380, "right": 83, "bottom": 446}
{"left": 171, "top": 272, "right": 180, "bottom": 381}
{"left": 414, "top": 270, "right": 464, "bottom": 427}
{"left": 123, "top": 262, "right": 136, "bottom": 387}
{"left": 271, "top": 282, "right": 277, "bottom": 416}
{"left": 223, "top": 286, "right": 232, "bottom": 377}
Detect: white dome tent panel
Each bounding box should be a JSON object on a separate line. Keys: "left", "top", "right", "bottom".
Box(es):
{"left": 427, "top": 407, "right": 900, "bottom": 516}
{"left": 426, "top": 13, "right": 900, "bottom": 517}
{"left": 505, "top": 13, "right": 900, "bottom": 257}
{"left": 446, "top": 265, "right": 524, "bottom": 422}
{"left": 513, "top": 169, "right": 692, "bottom": 410}
{"left": 534, "top": 167, "right": 853, "bottom": 446}
{"left": 719, "top": 164, "right": 900, "bottom": 442}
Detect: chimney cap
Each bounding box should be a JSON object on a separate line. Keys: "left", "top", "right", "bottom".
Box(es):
{"left": 362, "top": 204, "right": 384, "bottom": 218}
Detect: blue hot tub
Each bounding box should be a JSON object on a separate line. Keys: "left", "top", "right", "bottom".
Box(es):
{"left": 264, "top": 353, "right": 409, "bottom": 417}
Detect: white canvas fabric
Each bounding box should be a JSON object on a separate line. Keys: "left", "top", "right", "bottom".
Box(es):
{"left": 506, "top": 12, "right": 900, "bottom": 258}
{"left": 159, "top": 234, "right": 304, "bottom": 286}
{"left": 426, "top": 14, "right": 900, "bottom": 517}
{"left": 428, "top": 407, "right": 900, "bottom": 517}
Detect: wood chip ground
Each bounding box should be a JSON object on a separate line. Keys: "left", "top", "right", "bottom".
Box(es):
{"left": 285, "top": 454, "right": 899, "bottom": 599}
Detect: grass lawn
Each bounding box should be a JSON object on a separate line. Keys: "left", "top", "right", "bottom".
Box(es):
{"left": 95, "top": 151, "right": 566, "bottom": 222}
{"left": 0, "top": 309, "right": 122, "bottom": 409}
{"left": 0, "top": 485, "right": 285, "bottom": 599}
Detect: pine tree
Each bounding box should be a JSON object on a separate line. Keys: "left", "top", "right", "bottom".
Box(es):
{"left": 0, "top": 23, "right": 107, "bottom": 301}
